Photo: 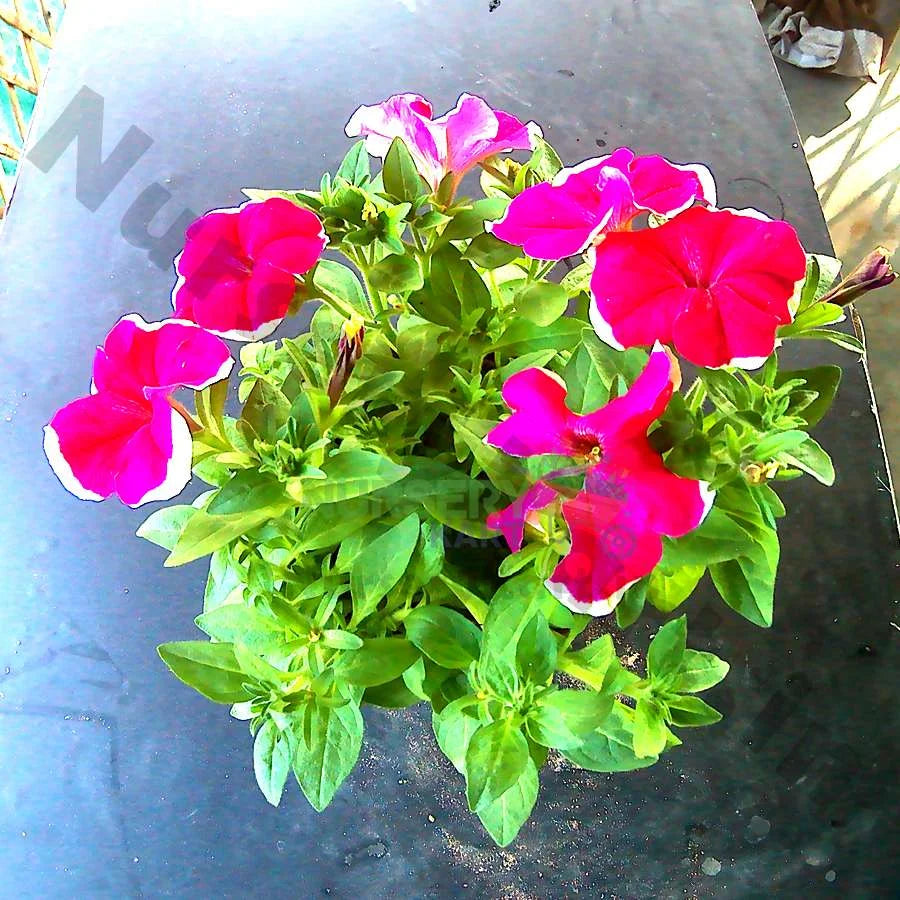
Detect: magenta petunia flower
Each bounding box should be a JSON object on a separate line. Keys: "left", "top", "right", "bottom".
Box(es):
{"left": 589, "top": 206, "right": 808, "bottom": 369}
{"left": 487, "top": 147, "right": 716, "bottom": 260}
{"left": 44, "top": 315, "right": 233, "bottom": 507}
{"left": 486, "top": 346, "right": 713, "bottom": 615}
{"left": 345, "top": 92, "right": 541, "bottom": 192}
{"left": 172, "top": 198, "right": 327, "bottom": 342}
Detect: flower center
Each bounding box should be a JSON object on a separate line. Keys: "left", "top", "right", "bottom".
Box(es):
{"left": 564, "top": 427, "right": 604, "bottom": 464}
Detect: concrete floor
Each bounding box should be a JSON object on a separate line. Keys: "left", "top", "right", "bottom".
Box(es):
{"left": 777, "top": 42, "right": 899, "bottom": 481}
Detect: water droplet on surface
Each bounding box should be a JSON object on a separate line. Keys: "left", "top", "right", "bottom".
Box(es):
{"left": 275, "top": 840, "right": 286, "bottom": 853}
{"left": 825, "top": 870, "right": 836, "bottom": 882}
{"left": 792, "top": 142, "right": 800, "bottom": 149}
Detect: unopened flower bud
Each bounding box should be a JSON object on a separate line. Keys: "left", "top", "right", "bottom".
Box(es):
{"left": 820, "top": 247, "right": 895, "bottom": 306}
{"left": 326, "top": 314, "right": 365, "bottom": 407}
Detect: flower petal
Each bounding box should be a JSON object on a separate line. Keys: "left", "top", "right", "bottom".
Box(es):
{"left": 486, "top": 368, "right": 573, "bottom": 457}
{"left": 172, "top": 271, "right": 254, "bottom": 338}
{"left": 93, "top": 315, "right": 234, "bottom": 396}
{"left": 439, "top": 93, "right": 538, "bottom": 181}
{"left": 114, "top": 399, "right": 193, "bottom": 507}
{"left": 489, "top": 160, "right": 633, "bottom": 259}
{"left": 486, "top": 481, "right": 558, "bottom": 552}
{"left": 237, "top": 198, "right": 326, "bottom": 267}
{"left": 345, "top": 93, "right": 445, "bottom": 189}
{"left": 178, "top": 208, "right": 244, "bottom": 277}
{"left": 581, "top": 344, "right": 678, "bottom": 443}
{"left": 547, "top": 492, "right": 661, "bottom": 615}
{"left": 589, "top": 206, "right": 806, "bottom": 368}
{"left": 241, "top": 262, "right": 298, "bottom": 340}
{"left": 626, "top": 154, "right": 716, "bottom": 216}
{"left": 586, "top": 455, "right": 713, "bottom": 538}
{"left": 44, "top": 392, "right": 150, "bottom": 502}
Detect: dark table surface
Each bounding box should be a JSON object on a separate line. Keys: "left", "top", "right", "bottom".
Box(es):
{"left": 1, "top": 1, "right": 898, "bottom": 897}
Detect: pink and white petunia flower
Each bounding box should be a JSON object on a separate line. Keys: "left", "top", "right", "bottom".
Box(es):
{"left": 172, "top": 198, "right": 327, "bottom": 342}
{"left": 44, "top": 315, "right": 233, "bottom": 507}
{"left": 345, "top": 92, "right": 541, "bottom": 192}
{"left": 486, "top": 346, "right": 713, "bottom": 615}
{"left": 589, "top": 206, "right": 807, "bottom": 369}
{"left": 487, "top": 147, "right": 716, "bottom": 260}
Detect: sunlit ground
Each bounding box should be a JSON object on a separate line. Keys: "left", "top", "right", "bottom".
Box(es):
{"left": 779, "top": 40, "right": 900, "bottom": 482}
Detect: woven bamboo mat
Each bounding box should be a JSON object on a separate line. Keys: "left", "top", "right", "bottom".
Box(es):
{"left": 0, "top": 0, "right": 66, "bottom": 217}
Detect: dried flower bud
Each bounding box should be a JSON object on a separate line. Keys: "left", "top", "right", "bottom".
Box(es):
{"left": 820, "top": 247, "right": 895, "bottom": 306}
{"left": 326, "top": 314, "right": 365, "bottom": 407}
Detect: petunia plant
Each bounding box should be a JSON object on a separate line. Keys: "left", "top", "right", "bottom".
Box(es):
{"left": 43, "top": 92, "right": 894, "bottom": 846}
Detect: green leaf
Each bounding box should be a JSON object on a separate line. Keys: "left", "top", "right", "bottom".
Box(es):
{"left": 450, "top": 413, "right": 526, "bottom": 495}
{"left": 780, "top": 436, "right": 835, "bottom": 485}
{"left": 337, "top": 636, "right": 420, "bottom": 686}
{"left": 442, "top": 197, "right": 510, "bottom": 241}
{"left": 335, "top": 140, "right": 370, "bottom": 186}
{"left": 422, "top": 477, "right": 499, "bottom": 539}
{"left": 563, "top": 343, "right": 610, "bottom": 414}
{"left": 528, "top": 135, "right": 564, "bottom": 181}
{"left": 464, "top": 232, "right": 521, "bottom": 268}
{"left": 671, "top": 649, "right": 730, "bottom": 693}
{"left": 195, "top": 604, "right": 284, "bottom": 653}
{"left": 291, "top": 693, "right": 364, "bottom": 811}
{"left": 465, "top": 719, "right": 530, "bottom": 812}
{"left": 301, "top": 450, "right": 410, "bottom": 505}
{"left": 382, "top": 136, "right": 427, "bottom": 202}
{"left": 253, "top": 719, "right": 292, "bottom": 806}
{"left": 665, "top": 695, "right": 722, "bottom": 727}
{"left": 136, "top": 505, "right": 195, "bottom": 551}
{"left": 780, "top": 301, "right": 845, "bottom": 335}
{"left": 646, "top": 565, "right": 705, "bottom": 613}
{"left": 405, "top": 606, "right": 482, "bottom": 669}
{"left": 659, "top": 508, "right": 755, "bottom": 570}
{"left": 515, "top": 613, "right": 557, "bottom": 685}
{"left": 709, "top": 538, "right": 777, "bottom": 628}
{"left": 311, "top": 259, "right": 368, "bottom": 314}
{"left": 581, "top": 329, "right": 648, "bottom": 387}
{"left": 439, "top": 573, "right": 490, "bottom": 624}
{"left": 368, "top": 253, "right": 424, "bottom": 293}
{"left": 476, "top": 757, "right": 539, "bottom": 847}
{"left": 561, "top": 704, "right": 658, "bottom": 772}
{"left": 320, "top": 629, "right": 364, "bottom": 650}
{"left": 157, "top": 641, "right": 250, "bottom": 703}
{"left": 362, "top": 677, "right": 421, "bottom": 709}
{"left": 633, "top": 698, "right": 667, "bottom": 758}
{"left": 296, "top": 495, "right": 384, "bottom": 551}
{"left": 513, "top": 282, "right": 570, "bottom": 326}
{"left": 753, "top": 430, "right": 809, "bottom": 461}
{"left": 433, "top": 695, "right": 482, "bottom": 773}
{"left": 558, "top": 635, "right": 616, "bottom": 691}
{"left": 797, "top": 253, "right": 842, "bottom": 310}
{"left": 203, "top": 547, "right": 243, "bottom": 611}
{"left": 492, "top": 317, "right": 582, "bottom": 355}
{"left": 560, "top": 262, "right": 592, "bottom": 296}
{"left": 341, "top": 370, "right": 405, "bottom": 408}
{"left": 791, "top": 328, "right": 864, "bottom": 354}
{"left": 350, "top": 513, "right": 420, "bottom": 622}
{"left": 774, "top": 365, "right": 841, "bottom": 427}
{"left": 647, "top": 615, "right": 687, "bottom": 679}
{"left": 240, "top": 380, "right": 291, "bottom": 443}
{"left": 165, "top": 505, "right": 283, "bottom": 567}
{"left": 207, "top": 470, "right": 287, "bottom": 516}
{"left": 615, "top": 579, "right": 647, "bottom": 628}
{"left": 529, "top": 689, "right": 614, "bottom": 750}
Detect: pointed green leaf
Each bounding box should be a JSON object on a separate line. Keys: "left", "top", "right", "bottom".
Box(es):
{"left": 157, "top": 641, "right": 250, "bottom": 703}
{"left": 254, "top": 719, "right": 292, "bottom": 806}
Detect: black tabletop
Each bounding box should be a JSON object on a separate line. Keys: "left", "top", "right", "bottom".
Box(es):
{"left": 1, "top": 1, "right": 898, "bottom": 897}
